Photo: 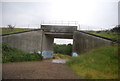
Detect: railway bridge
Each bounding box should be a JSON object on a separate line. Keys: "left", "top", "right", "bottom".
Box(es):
{"left": 2, "top": 25, "right": 114, "bottom": 58}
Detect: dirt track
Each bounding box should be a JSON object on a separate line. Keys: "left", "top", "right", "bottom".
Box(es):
{"left": 2, "top": 60, "right": 80, "bottom": 79}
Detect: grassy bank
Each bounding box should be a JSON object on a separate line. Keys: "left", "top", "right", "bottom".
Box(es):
{"left": 2, "top": 43, "right": 43, "bottom": 63}
{"left": 1, "top": 28, "right": 33, "bottom": 35}
{"left": 85, "top": 31, "right": 118, "bottom": 40}
{"left": 66, "top": 45, "right": 119, "bottom": 79}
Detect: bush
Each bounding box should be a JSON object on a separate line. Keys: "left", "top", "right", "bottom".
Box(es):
{"left": 53, "top": 43, "right": 72, "bottom": 56}
{"left": 110, "top": 25, "right": 120, "bottom": 34}
{"left": 2, "top": 43, "right": 43, "bottom": 63}
{"left": 96, "top": 31, "right": 101, "bottom": 33}
{"left": 7, "top": 24, "right": 15, "bottom": 29}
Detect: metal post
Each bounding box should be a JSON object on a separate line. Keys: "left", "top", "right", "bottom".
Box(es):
{"left": 41, "top": 30, "right": 43, "bottom": 56}
{"left": 28, "top": 24, "right": 29, "bottom": 29}
{"left": 68, "top": 21, "right": 69, "bottom": 26}
{"left": 79, "top": 24, "right": 80, "bottom": 30}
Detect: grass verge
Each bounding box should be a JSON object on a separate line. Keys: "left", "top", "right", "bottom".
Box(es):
{"left": 1, "top": 43, "right": 43, "bottom": 63}
{"left": 1, "top": 28, "right": 33, "bottom": 35}
{"left": 85, "top": 31, "right": 118, "bottom": 40}
{"left": 66, "top": 45, "right": 119, "bottom": 79}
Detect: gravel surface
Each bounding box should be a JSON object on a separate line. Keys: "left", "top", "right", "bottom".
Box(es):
{"left": 2, "top": 59, "right": 80, "bottom": 79}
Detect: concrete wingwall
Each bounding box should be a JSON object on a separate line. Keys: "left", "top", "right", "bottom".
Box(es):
{"left": 73, "top": 31, "right": 113, "bottom": 55}
{"left": 2, "top": 30, "right": 55, "bottom": 58}
{"left": 2, "top": 30, "right": 43, "bottom": 52}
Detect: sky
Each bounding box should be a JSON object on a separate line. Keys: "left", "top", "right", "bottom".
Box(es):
{"left": 0, "top": 0, "right": 119, "bottom": 44}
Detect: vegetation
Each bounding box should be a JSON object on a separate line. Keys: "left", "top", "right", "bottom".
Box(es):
{"left": 66, "top": 45, "right": 119, "bottom": 79}
{"left": 53, "top": 54, "right": 71, "bottom": 59}
{"left": 7, "top": 24, "right": 15, "bottom": 29}
{"left": 1, "top": 28, "right": 33, "bottom": 35}
{"left": 85, "top": 25, "right": 120, "bottom": 41}
{"left": 85, "top": 30, "right": 118, "bottom": 40}
{"left": 53, "top": 43, "right": 72, "bottom": 56}
{"left": 110, "top": 25, "right": 120, "bottom": 34}
{"left": 2, "top": 43, "right": 43, "bottom": 63}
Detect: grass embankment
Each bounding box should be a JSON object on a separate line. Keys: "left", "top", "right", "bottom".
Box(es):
{"left": 2, "top": 43, "right": 43, "bottom": 63}
{"left": 1, "top": 28, "right": 33, "bottom": 35}
{"left": 85, "top": 31, "right": 118, "bottom": 41}
{"left": 66, "top": 45, "right": 119, "bottom": 79}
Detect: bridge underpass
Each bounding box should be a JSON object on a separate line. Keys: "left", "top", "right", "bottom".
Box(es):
{"left": 41, "top": 25, "right": 76, "bottom": 58}
{"left": 2, "top": 24, "right": 114, "bottom": 58}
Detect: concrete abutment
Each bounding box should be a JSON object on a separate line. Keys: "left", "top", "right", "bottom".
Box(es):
{"left": 2, "top": 25, "right": 113, "bottom": 58}
{"left": 41, "top": 33, "right": 54, "bottom": 58}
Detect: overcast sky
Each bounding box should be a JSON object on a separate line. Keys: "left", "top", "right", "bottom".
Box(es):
{"left": 0, "top": 0, "right": 119, "bottom": 44}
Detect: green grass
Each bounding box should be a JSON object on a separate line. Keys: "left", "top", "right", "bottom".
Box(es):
{"left": 1, "top": 28, "right": 33, "bottom": 35}
{"left": 66, "top": 45, "right": 119, "bottom": 79}
{"left": 85, "top": 31, "right": 118, "bottom": 40}
{"left": 1, "top": 43, "right": 43, "bottom": 63}
{"left": 53, "top": 53, "right": 71, "bottom": 59}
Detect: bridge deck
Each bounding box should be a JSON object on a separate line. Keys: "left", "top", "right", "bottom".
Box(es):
{"left": 45, "top": 32, "right": 73, "bottom": 39}
{"left": 41, "top": 25, "right": 77, "bottom": 33}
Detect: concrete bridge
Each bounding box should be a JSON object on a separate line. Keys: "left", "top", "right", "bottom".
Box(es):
{"left": 2, "top": 25, "right": 114, "bottom": 58}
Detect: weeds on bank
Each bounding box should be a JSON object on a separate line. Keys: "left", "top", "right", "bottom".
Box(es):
{"left": 1, "top": 43, "right": 43, "bottom": 63}
{"left": 66, "top": 45, "right": 119, "bottom": 79}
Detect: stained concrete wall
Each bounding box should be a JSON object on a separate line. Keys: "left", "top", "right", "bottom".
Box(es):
{"left": 41, "top": 34, "right": 54, "bottom": 58}
{"left": 2, "top": 25, "right": 77, "bottom": 58}
{"left": 41, "top": 25, "right": 77, "bottom": 33}
{"left": 40, "top": 25, "right": 77, "bottom": 58}
{"left": 73, "top": 31, "right": 113, "bottom": 55}
{"left": 2, "top": 30, "right": 43, "bottom": 52}
{"left": 2, "top": 30, "right": 55, "bottom": 58}
{"left": 2, "top": 26, "right": 114, "bottom": 58}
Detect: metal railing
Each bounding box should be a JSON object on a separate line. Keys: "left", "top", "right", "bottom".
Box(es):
{"left": 41, "top": 20, "right": 78, "bottom": 26}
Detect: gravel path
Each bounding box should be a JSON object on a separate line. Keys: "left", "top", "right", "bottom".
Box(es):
{"left": 2, "top": 60, "right": 80, "bottom": 79}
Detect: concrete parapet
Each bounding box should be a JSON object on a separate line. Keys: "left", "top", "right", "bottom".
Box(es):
{"left": 41, "top": 25, "right": 77, "bottom": 33}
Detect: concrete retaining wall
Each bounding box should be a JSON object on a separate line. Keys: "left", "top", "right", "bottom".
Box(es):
{"left": 2, "top": 28, "right": 114, "bottom": 58}
{"left": 73, "top": 31, "right": 113, "bottom": 55}
{"left": 2, "top": 30, "right": 55, "bottom": 58}
{"left": 2, "top": 30, "right": 43, "bottom": 52}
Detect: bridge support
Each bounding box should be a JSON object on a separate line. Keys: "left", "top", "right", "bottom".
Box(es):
{"left": 41, "top": 25, "right": 77, "bottom": 58}
{"left": 41, "top": 33, "right": 54, "bottom": 58}
{"left": 2, "top": 25, "right": 113, "bottom": 59}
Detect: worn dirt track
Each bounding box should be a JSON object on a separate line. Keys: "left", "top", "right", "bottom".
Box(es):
{"left": 2, "top": 60, "right": 80, "bottom": 79}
